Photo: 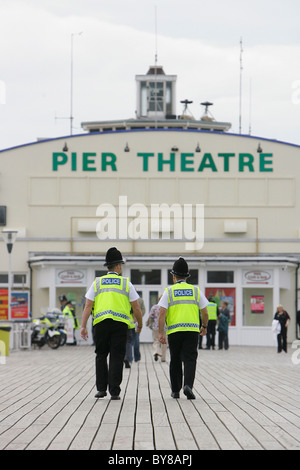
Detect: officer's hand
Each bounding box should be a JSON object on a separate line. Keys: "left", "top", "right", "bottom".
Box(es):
{"left": 80, "top": 327, "right": 88, "bottom": 341}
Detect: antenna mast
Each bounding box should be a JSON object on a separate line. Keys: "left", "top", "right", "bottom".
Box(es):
{"left": 239, "top": 37, "right": 243, "bottom": 134}
{"left": 249, "top": 78, "right": 252, "bottom": 135}
{"left": 155, "top": 6, "right": 158, "bottom": 66}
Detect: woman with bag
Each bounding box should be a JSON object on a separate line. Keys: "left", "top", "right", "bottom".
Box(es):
{"left": 274, "top": 304, "right": 290, "bottom": 353}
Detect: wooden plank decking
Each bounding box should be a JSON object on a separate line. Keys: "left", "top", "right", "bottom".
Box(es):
{"left": 1, "top": 343, "right": 300, "bottom": 451}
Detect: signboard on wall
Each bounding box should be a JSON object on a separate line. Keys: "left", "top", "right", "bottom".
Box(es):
{"left": 0, "top": 290, "right": 29, "bottom": 320}
{"left": 205, "top": 287, "right": 236, "bottom": 326}
{"left": 242, "top": 270, "right": 273, "bottom": 285}
{"left": 0, "top": 289, "right": 8, "bottom": 320}
{"left": 55, "top": 269, "right": 87, "bottom": 286}
{"left": 251, "top": 295, "right": 265, "bottom": 313}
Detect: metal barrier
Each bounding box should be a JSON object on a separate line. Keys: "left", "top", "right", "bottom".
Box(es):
{"left": 12, "top": 322, "right": 31, "bottom": 350}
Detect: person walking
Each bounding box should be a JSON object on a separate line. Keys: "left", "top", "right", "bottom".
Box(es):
{"left": 124, "top": 297, "right": 146, "bottom": 368}
{"left": 274, "top": 304, "right": 290, "bottom": 353}
{"left": 80, "top": 247, "right": 143, "bottom": 399}
{"left": 218, "top": 300, "right": 230, "bottom": 350}
{"left": 206, "top": 297, "right": 218, "bottom": 350}
{"left": 147, "top": 295, "right": 168, "bottom": 362}
{"left": 158, "top": 257, "right": 209, "bottom": 400}
{"left": 59, "top": 295, "right": 79, "bottom": 344}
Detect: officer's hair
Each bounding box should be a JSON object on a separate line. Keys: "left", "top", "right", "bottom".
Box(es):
{"left": 107, "top": 264, "right": 118, "bottom": 271}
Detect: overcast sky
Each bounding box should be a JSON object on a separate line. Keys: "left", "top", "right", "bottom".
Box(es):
{"left": 0, "top": 0, "right": 300, "bottom": 150}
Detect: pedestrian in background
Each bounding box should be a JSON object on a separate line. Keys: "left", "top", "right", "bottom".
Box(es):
{"left": 124, "top": 297, "right": 146, "bottom": 367}
{"left": 158, "top": 257, "right": 209, "bottom": 400}
{"left": 80, "top": 247, "right": 143, "bottom": 400}
{"left": 147, "top": 295, "right": 167, "bottom": 362}
{"left": 274, "top": 304, "right": 290, "bottom": 353}
{"left": 218, "top": 300, "right": 230, "bottom": 350}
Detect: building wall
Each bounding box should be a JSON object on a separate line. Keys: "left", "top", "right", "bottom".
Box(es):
{"left": 1, "top": 129, "right": 300, "bottom": 345}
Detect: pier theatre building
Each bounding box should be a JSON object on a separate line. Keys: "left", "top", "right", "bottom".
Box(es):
{"left": 1, "top": 65, "right": 300, "bottom": 346}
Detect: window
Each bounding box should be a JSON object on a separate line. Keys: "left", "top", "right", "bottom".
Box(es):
{"left": 0, "top": 273, "right": 27, "bottom": 285}
{"left": 243, "top": 288, "right": 273, "bottom": 326}
{"left": 0, "top": 274, "right": 8, "bottom": 284}
{"left": 13, "top": 274, "right": 27, "bottom": 285}
{"left": 95, "top": 270, "right": 107, "bottom": 278}
{"left": 168, "top": 269, "right": 198, "bottom": 285}
{"left": 0, "top": 206, "right": 6, "bottom": 226}
{"left": 149, "top": 82, "right": 164, "bottom": 112}
{"left": 130, "top": 269, "right": 161, "bottom": 285}
{"left": 207, "top": 271, "right": 234, "bottom": 283}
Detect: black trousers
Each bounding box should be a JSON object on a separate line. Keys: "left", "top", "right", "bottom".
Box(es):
{"left": 94, "top": 319, "right": 128, "bottom": 396}
{"left": 206, "top": 320, "right": 216, "bottom": 349}
{"left": 277, "top": 326, "right": 288, "bottom": 352}
{"left": 218, "top": 331, "right": 229, "bottom": 350}
{"left": 167, "top": 331, "right": 199, "bottom": 393}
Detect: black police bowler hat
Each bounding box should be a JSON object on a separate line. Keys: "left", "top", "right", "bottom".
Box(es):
{"left": 104, "top": 247, "right": 125, "bottom": 266}
{"left": 58, "top": 295, "right": 68, "bottom": 302}
{"left": 170, "top": 257, "right": 190, "bottom": 278}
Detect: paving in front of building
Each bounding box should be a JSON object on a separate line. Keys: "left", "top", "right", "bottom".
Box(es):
{"left": 1, "top": 343, "right": 300, "bottom": 451}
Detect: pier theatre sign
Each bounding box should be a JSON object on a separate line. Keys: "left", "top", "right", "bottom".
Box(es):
{"left": 52, "top": 151, "right": 273, "bottom": 173}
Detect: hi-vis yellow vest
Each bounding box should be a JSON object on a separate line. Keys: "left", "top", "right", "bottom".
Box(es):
{"left": 93, "top": 274, "right": 134, "bottom": 329}
{"left": 207, "top": 302, "right": 218, "bottom": 320}
{"left": 62, "top": 305, "right": 79, "bottom": 329}
{"left": 165, "top": 282, "right": 200, "bottom": 335}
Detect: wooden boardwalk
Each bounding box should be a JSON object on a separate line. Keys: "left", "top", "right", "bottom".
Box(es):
{"left": 1, "top": 343, "right": 300, "bottom": 451}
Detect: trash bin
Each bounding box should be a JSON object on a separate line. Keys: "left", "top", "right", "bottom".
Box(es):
{"left": 0, "top": 325, "right": 11, "bottom": 356}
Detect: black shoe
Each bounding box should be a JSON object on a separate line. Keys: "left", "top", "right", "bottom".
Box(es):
{"left": 154, "top": 353, "right": 159, "bottom": 361}
{"left": 183, "top": 385, "right": 196, "bottom": 400}
{"left": 124, "top": 359, "right": 131, "bottom": 368}
{"left": 111, "top": 395, "right": 121, "bottom": 400}
{"left": 95, "top": 391, "right": 107, "bottom": 398}
{"left": 171, "top": 391, "right": 180, "bottom": 399}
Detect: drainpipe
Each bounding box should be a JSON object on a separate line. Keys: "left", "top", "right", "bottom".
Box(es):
{"left": 27, "top": 260, "right": 33, "bottom": 320}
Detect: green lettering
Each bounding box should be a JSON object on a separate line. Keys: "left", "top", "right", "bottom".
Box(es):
{"left": 158, "top": 152, "right": 175, "bottom": 172}
{"left": 137, "top": 153, "right": 154, "bottom": 171}
{"left": 239, "top": 153, "right": 254, "bottom": 172}
{"left": 198, "top": 153, "right": 217, "bottom": 172}
{"left": 52, "top": 152, "right": 67, "bottom": 171}
{"left": 101, "top": 153, "right": 117, "bottom": 171}
{"left": 181, "top": 153, "right": 194, "bottom": 172}
{"left": 82, "top": 152, "right": 96, "bottom": 171}
{"left": 71, "top": 152, "right": 77, "bottom": 171}
{"left": 218, "top": 153, "right": 235, "bottom": 171}
{"left": 259, "top": 153, "right": 273, "bottom": 172}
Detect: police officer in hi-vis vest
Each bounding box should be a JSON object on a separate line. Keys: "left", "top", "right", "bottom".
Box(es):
{"left": 206, "top": 297, "right": 218, "bottom": 350}
{"left": 158, "top": 257, "right": 209, "bottom": 400}
{"left": 59, "top": 295, "right": 79, "bottom": 345}
{"left": 80, "top": 247, "right": 143, "bottom": 400}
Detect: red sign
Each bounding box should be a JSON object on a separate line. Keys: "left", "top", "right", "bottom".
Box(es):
{"left": 205, "top": 287, "right": 236, "bottom": 326}
{"left": 0, "top": 289, "right": 8, "bottom": 320}
{"left": 0, "top": 291, "right": 29, "bottom": 320}
{"left": 11, "top": 293, "right": 29, "bottom": 320}
{"left": 251, "top": 295, "right": 264, "bottom": 313}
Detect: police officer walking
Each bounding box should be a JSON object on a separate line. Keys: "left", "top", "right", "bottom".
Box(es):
{"left": 158, "top": 257, "right": 209, "bottom": 400}
{"left": 59, "top": 295, "right": 79, "bottom": 344}
{"left": 206, "top": 297, "right": 218, "bottom": 350}
{"left": 80, "top": 247, "right": 143, "bottom": 400}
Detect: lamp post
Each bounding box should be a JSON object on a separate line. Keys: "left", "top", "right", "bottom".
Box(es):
{"left": 2, "top": 230, "right": 18, "bottom": 321}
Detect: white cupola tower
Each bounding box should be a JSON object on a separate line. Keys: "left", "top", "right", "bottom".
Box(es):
{"left": 135, "top": 65, "right": 177, "bottom": 120}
